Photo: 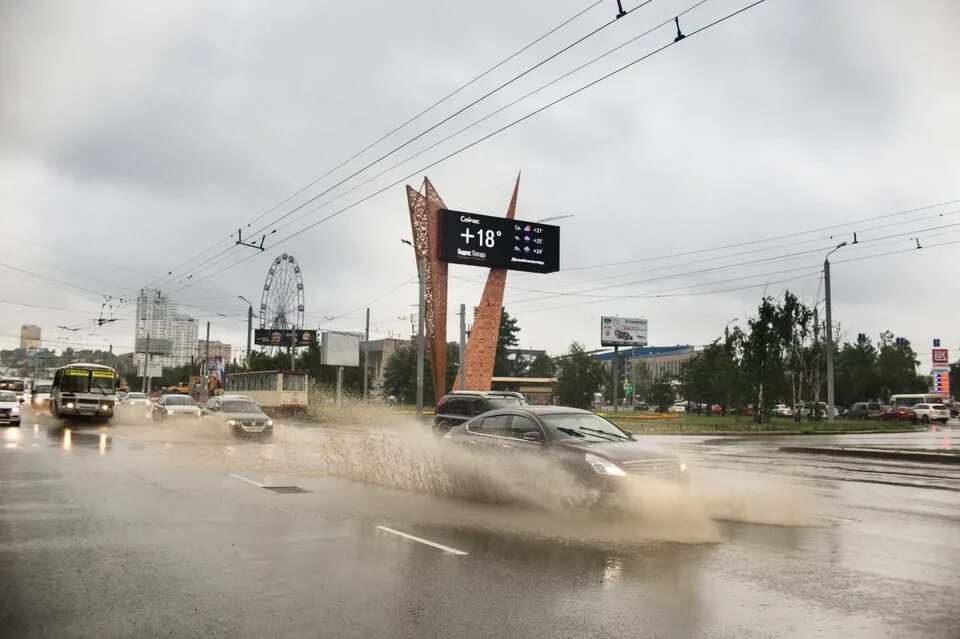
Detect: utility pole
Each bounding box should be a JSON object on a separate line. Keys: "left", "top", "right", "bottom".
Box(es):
{"left": 363, "top": 307, "right": 370, "bottom": 401}
{"left": 824, "top": 242, "right": 847, "bottom": 423}
{"left": 416, "top": 257, "right": 426, "bottom": 418}
{"left": 238, "top": 296, "right": 253, "bottom": 367}
{"left": 612, "top": 345, "right": 619, "bottom": 413}
{"left": 141, "top": 332, "right": 150, "bottom": 393}
{"left": 290, "top": 330, "right": 296, "bottom": 371}
{"left": 459, "top": 303, "right": 466, "bottom": 390}
{"left": 204, "top": 321, "right": 210, "bottom": 398}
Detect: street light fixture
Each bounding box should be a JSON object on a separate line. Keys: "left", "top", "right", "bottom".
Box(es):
{"left": 824, "top": 241, "right": 847, "bottom": 423}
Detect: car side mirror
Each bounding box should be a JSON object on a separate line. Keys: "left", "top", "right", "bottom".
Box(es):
{"left": 521, "top": 431, "right": 544, "bottom": 443}
{"left": 622, "top": 429, "right": 634, "bottom": 437}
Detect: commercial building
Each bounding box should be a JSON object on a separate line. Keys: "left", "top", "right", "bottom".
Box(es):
{"left": 594, "top": 345, "right": 698, "bottom": 381}
{"left": 361, "top": 338, "right": 410, "bottom": 395}
{"left": 20, "top": 325, "right": 41, "bottom": 350}
{"left": 134, "top": 290, "right": 198, "bottom": 368}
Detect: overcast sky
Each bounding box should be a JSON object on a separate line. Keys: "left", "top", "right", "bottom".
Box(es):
{"left": 2, "top": 0, "right": 958, "bottom": 370}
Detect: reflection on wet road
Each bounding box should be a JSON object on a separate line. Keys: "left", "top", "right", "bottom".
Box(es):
{"left": 1, "top": 408, "right": 958, "bottom": 638}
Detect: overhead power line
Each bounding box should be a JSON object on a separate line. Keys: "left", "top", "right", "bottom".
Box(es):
{"left": 147, "top": 0, "right": 610, "bottom": 292}
{"left": 164, "top": 0, "right": 774, "bottom": 296}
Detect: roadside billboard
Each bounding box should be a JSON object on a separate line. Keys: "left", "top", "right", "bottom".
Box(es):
{"left": 254, "top": 329, "right": 317, "bottom": 347}
{"left": 600, "top": 317, "right": 648, "bottom": 347}
{"left": 137, "top": 362, "right": 163, "bottom": 378}
{"left": 439, "top": 209, "right": 560, "bottom": 274}
{"left": 321, "top": 331, "right": 361, "bottom": 367}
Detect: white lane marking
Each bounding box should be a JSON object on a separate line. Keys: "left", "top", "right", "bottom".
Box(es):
{"left": 818, "top": 516, "right": 857, "bottom": 523}
{"left": 230, "top": 473, "right": 266, "bottom": 488}
{"left": 376, "top": 525, "right": 468, "bottom": 556}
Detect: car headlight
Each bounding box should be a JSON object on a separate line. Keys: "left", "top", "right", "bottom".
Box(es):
{"left": 10, "top": 406, "right": 20, "bottom": 415}
{"left": 680, "top": 462, "right": 688, "bottom": 473}
{"left": 102, "top": 404, "right": 112, "bottom": 411}
{"left": 227, "top": 419, "right": 237, "bottom": 426}
{"left": 266, "top": 419, "right": 273, "bottom": 426}
{"left": 585, "top": 453, "right": 626, "bottom": 476}
{"left": 65, "top": 402, "right": 74, "bottom": 409}
{"left": 167, "top": 408, "right": 175, "bottom": 415}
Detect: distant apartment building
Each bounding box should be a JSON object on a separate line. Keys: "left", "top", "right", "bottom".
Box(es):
{"left": 134, "top": 290, "right": 197, "bottom": 367}
{"left": 198, "top": 339, "right": 233, "bottom": 368}
{"left": 361, "top": 338, "right": 410, "bottom": 394}
{"left": 20, "top": 325, "right": 41, "bottom": 350}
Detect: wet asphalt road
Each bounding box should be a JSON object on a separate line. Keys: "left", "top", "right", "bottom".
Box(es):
{"left": 1, "top": 408, "right": 959, "bottom": 639}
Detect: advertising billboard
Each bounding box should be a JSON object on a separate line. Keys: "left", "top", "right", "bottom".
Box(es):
{"left": 254, "top": 329, "right": 317, "bottom": 347}
{"left": 135, "top": 337, "right": 172, "bottom": 355}
{"left": 600, "top": 317, "right": 648, "bottom": 347}
{"left": 321, "top": 331, "right": 361, "bottom": 367}
{"left": 137, "top": 362, "right": 163, "bottom": 378}
{"left": 439, "top": 209, "right": 560, "bottom": 274}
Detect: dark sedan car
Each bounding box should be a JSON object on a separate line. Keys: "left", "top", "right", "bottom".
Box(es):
{"left": 445, "top": 406, "right": 688, "bottom": 501}
{"left": 877, "top": 406, "right": 917, "bottom": 424}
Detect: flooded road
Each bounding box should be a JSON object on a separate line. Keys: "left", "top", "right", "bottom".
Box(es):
{"left": 2, "top": 408, "right": 958, "bottom": 638}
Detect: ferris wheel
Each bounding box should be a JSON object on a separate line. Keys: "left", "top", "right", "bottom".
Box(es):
{"left": 259, "top": 253, "right": 304, "bottom": 338}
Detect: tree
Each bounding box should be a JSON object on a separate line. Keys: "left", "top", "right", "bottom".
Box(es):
{"left": 492, "top": 308, "right": 522, "bottom": 376}
{"left": 382, "top": 342, "right": 460, "bottom": 406}
{"left": 555, "top": 342, "right": 605, "bottom": 408}
{"left": 648, "top": 377, "right": 675, "bottom": 412}
{"left": 951, "top": 360, "right": 959, "bottom": 399}
{"left": 876, "top": 332, "right": 927, "bottom": 400}
{"left": 526, "top": 353, "right": 556, "bottom": 378}
{"left": 835, "top": 339, "right": 879, "bottom": 404}
{"left": 632, "top": 360, "right": 652, "bottom": 405}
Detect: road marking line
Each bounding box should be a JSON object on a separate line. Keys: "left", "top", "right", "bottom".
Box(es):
{"left": 818, "top": 516, "right": 857, "bottom": 523}
{"left": 376, "top": 525, "right": 468, "bottom": 556}
{"left": 230, "top": 473, "right": 266, "bottom": 488}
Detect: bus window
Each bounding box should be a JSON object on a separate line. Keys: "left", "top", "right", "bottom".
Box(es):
{"left": 283, "top": 375, "right": 306, "bottom": 391}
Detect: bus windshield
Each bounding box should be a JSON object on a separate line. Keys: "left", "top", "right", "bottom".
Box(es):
{"left": 0, "top": 379, "right": 25, "bottom": 392}
{"left": 60, "top": 369, "right": 116, "bottom": 394}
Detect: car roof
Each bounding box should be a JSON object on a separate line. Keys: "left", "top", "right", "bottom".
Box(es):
{"left": 216, "top": 394, "right": 255, "bottom": 401}
{"left": 444, "top": 390, "right": 524, "bottom": 399}
{"left": 483, "top": 405, "right": 591, "bottom": 416}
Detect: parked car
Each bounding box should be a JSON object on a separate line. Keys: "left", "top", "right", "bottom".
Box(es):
{"left": 0, "top": 390, "right": 21, "bottom": 426}
{"left": 833, "top": 405, "right": 847, "bottom": 418}
{"left": 947, "top": 401, "right": 959, "bottom": 419}
{"left": 202, "top": 394, "right": 273, "bottom": 439}
{"left": 667, "top": 401, "right": 687, "bottom": 413}
{"left": 633, "top": 402, "right": 651, "bottom": 412}
{"left": 150, "top": 394, "right": 202, "bottom": 421}
{"left": 445, "top": 406, "right": 688, "bottom": 503}
{"left": 772, "top": 403, "right": 794, "bottom": 417}
{"left": 710, "top": 404, "right": 723, "bottom": 415}
{"left": 877, "top": 406, "right": 917, "bottom": 423}
{"left": 433, "top": 390, "right": 530, "bottom": 435}
{"left": 846, "top": 402, "right": 886, "bottom": 420}
{"left": 911, "top": 403, "right": 951, "bottom": 425}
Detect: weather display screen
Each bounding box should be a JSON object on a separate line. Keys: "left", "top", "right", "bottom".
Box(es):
{"left": 439, "top": 209, "right": 560, "bottom": 274}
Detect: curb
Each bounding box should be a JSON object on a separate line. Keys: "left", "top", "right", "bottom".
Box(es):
{"left": 779, "top": 446, "right": 960, "bottom": 465}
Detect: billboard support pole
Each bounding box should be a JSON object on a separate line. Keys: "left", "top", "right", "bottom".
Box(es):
{"left": 459, "top": 303, "right": 466, "bottom": 390}
{"left": 336, "top": 366, "right": 343, "bottom": 406}
{"left": 141, "top": 332, "right": 150, "bottom": 393}
{"left": 613, "top": 345, "right": 619, "bottom": 413}
{"left": 363, "top": 308, "right": 370, "bottom": 401}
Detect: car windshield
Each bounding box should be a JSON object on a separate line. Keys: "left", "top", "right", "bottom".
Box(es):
{"left": 541, "top": 413, "right": 630, "bottom": 442}
{"left": 127, "top": 393, "right": 146, "bottom": 399}
{"left": 222, "top": 401, "right": 261, "bottom": 413}
{"left": 165, "top": 396, "right": 194, "bottom": 406}
{"left": 486, "top": 397, "right": 528, "bottom": 409}
{"left": 0, "top": 391, "right": 16, "bottom": 402}
{"left": 35, "top": 384, "right": 51, "bottom": 393}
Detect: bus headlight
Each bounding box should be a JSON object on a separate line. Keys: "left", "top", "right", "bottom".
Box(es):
{"left": 102, "top": 404, "right": 112, "bottom": 411}
{"left": 65, "top": 402, "right": 75, "bottom": 409}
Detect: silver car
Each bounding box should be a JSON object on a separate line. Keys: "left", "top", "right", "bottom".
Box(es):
{"left": 151, "top": 394, "right": 202, "bottom": 421}
{"left": 202, "top": 395, "right": 273, "bottom": 439}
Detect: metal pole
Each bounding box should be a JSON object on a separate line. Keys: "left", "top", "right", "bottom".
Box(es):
{"left": 824, "top": 258, "right": 835, "bottom": 423}
{"left": 290, "top": 330, "right": 295, "bottom": 371}
{"left": 246, "top": 306, "right": 253, "bottom": 366}
{"left": 336, "top": 366, "right": 344, "bottom": 406}
{"left": 363, "top": 308, "right": 370, "bottom": 401}
{"left": 204, "top": 322, "right": 210, "bottom": 398}
{"left": 613, "top": 345, "right": 619, "bottom": 413}
{"left": 416, "top": 258, "right": 426, "bottom": 418}
{"left": 141, "top": 332, "right": 150, "bottom": 393}
{"left": 459, "top": 303, "right": 466, "bottom": 390}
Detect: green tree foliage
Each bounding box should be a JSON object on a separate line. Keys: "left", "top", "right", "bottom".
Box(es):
{"left": 876, "top": 332, "right": 928, "bottom": 399}
{"left": 951, "top": 360, "right": 959, "bottom": 399}
{"left": 493, "top": 308, "right": 522, "bottom": 376}
{"left": 556, "top": 342, "right": 605, "bottom": 408}
{"left": 835, "top": 339, "right": 880, "bottom": 404}
{"left": 648, "top": 378, "right": 675, "bottom": 412}
{"left": 382, "top": 342, "right": 459, "bottom": 406}
{"left": 525, "top": 353, "right": 556, "bottom": 378}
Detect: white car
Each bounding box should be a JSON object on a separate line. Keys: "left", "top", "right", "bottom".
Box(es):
{"left": 0, "top": 390, "right": 22, "bottom": 426}
{"left": 911, "top": 403, "right": 950, "bottom": 425}
{"left": 122, "top": 392, "right": 152, "bottom": 407}
{"left": 668, "top": 401, "right": 687, "bottom": 413}
{"left": 773, "top": 403, "right": 794, "bottom": 417}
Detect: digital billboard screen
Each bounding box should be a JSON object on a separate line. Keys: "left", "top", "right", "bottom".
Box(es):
{"left": 439, "top": 209, "right": 560, "bottom": 274}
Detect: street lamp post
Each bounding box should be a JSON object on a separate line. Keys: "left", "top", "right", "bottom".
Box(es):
{"left": 238, "top": 295, "right": 253, "bottom": 367}
{"left": 824, "top": 242, "right": 847, "bottom": 423}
